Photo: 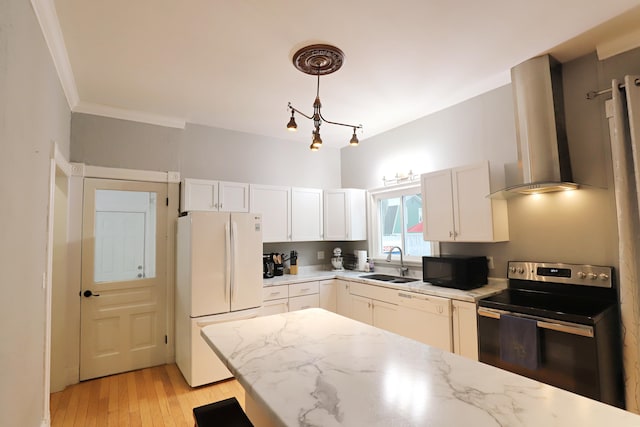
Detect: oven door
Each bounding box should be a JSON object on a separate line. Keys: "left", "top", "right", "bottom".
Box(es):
{"left": 477, "top": 307, "right": 602, "bottom": 401}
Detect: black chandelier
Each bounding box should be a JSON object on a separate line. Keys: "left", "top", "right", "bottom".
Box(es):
{"left": 286, "top": 44, "right": 362, "bottom": 151}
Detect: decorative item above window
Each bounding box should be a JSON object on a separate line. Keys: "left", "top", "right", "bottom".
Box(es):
{"left": 286, "top": 44, "right": 362, "bottom": 151}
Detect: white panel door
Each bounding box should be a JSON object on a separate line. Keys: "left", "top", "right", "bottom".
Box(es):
{"left": 230, "top": 213, "right": 263, "bottom": 311}
{"left": 421, "top": 170, "right": 455, "bottom": 241}
{"left": 181, "top": 178, "right": 218, "bottom": 212}
{"left": 250, "top": 185, "right": 291, "bottom": 242}
{"left": 452, "top": 163, "right": 493, "bottom": 241}
{"left": 324, "top": 190, "right": 348, "bottom": 240}
{"left": 80, "top": 179, "right": 167, "bottom": 381}
{"left": 219, "top": 181, "right": 250, "bottom": 212}
{"left": 291, "top": 187, "right": 323, "bottom": 241}
{"left": 319, "top": 280, "right": 337, "bottom": 312}
{"left": 189, "top": 212, "right": 229, "bottom": 317}
{"left": 350, "top": 295, "right": 373, "bottom": 325}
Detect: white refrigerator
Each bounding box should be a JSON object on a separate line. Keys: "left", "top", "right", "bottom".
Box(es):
{"left": 175, "top": 211, "right": 262, "bottom": 386}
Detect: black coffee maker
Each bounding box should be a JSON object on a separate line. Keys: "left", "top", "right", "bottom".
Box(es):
{"left": 263, "top": 255, "right": 275, "bottom": 278}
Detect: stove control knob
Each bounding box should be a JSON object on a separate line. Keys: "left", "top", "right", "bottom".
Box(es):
{"left": 599, "top": 273, "right": 609, "bottom": 281}
{"left": 577, "top": 271, "right": 586, "bottom": 279}
{"left": 517, "top": 267, "right": 525, "bottom": 274}
{"left": 587, "top": 273, "right": 597, "bottom": 280}
{"left": 509, "top": 266, "right": 517, "bottom": 274}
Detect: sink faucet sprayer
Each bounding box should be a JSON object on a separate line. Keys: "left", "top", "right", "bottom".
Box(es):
{"left": 386, "top": 246, "right": 409, "bottom": 277}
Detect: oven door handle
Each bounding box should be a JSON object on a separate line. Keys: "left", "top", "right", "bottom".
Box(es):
{"left": 477, "top": 307, "right": 594, "bottom": 338}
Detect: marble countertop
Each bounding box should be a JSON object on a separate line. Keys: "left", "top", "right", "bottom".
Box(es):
{"left": 202, "top": 308, "right": 640, "bottom": 427}
{"left": 263, "top": 270, "right": 506, "bottom": 302}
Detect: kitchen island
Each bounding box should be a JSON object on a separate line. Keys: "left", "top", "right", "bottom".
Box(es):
{"left": 201, "top": 308, "right": 640, "bottom": 426}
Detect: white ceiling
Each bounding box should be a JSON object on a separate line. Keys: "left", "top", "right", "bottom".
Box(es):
{"left": 53, "top": 0, "right": 640, "bottom": 148}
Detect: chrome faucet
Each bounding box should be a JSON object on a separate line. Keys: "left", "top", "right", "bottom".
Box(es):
{"left": 386, "top": 246, "right": 409, "bottom": 276}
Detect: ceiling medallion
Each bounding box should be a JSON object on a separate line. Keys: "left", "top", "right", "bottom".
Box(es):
{"left": 286, "top": 44, "right": 362, "bottom": 151}
{"left": 292, "top": 44, "right": 344, "bottom": 76}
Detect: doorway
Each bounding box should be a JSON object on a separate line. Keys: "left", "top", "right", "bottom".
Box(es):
{"left": 80, "top": 178, "right": 168, "bottom": 380}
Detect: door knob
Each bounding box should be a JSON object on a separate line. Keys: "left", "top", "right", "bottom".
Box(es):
{"left": 83, "top": 290, "right": 100, "bottom": 297}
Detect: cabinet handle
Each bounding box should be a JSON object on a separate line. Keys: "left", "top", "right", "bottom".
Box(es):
{"left": 449, "top": 231, "right": 454, "bottom": 237}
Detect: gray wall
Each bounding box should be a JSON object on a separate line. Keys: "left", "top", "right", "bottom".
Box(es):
{"left": 341, "top": 48, "right": 640, "bottom": 277}
{"left": 70, "top": 116, "right": 347, "bottom": 265}
{"left": 0, "top": 1, "right": 71, "bottom": 425}
{"left": 71, "top": 117, "right": 342, "bottom": 188}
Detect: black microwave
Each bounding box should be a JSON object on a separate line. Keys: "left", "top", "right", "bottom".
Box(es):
{"left": 422, "top": 255, "right": 488, "bottom": 290}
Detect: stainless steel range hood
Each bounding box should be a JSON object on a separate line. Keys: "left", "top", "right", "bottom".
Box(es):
{"left": 491, "top": 55, "right": 579, "bottom": 198}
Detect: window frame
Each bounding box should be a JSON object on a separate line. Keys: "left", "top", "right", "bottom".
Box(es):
{"left": 367, "top": 183, "right": 439, "bottom": 265}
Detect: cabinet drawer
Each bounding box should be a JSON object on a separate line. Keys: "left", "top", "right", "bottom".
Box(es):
{"left": 350, "top": 282, "right": 400, "bottom": 304}
{"left": 289, "top": 294, "right": 320, "bottom": 311}
{"left": 289, "top": 281, "right": 319, "bottom": 297}
{"left": 259, "top": 298, "right": 289, "bottom": 316}
{"left": 263, "top": 285, "right": 288, "bottom": 301}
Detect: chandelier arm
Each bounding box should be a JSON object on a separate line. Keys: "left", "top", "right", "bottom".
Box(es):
{"left": 288, "top": 103, "right": 314, "bottom": 120}
{"left": 318, "top": 110, "right": 363, "bottom": 129}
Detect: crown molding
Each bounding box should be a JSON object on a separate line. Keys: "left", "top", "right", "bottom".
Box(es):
{"left": 31, "top": 0, "right": 79, "bottom": 109}
{"left": 73, "top": 102, "right": 186, "bottom": 129}
{"left": 597, "top": 26, "right": 640, "bottom": 60}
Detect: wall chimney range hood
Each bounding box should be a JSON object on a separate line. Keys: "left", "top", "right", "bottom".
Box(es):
{"left": 491, "top": 55, "right": 579, "bottom": 198}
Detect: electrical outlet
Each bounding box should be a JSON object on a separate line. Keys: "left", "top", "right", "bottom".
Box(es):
{"left": 317, "top": 251, "right": 325, "bottom": 260}
{"left": 487, "top": 256, "right": 495, "bottom": 270}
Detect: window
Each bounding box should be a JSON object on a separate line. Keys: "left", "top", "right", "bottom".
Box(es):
{"left": 370, "top": 184, "right": 437, "bottom": 261}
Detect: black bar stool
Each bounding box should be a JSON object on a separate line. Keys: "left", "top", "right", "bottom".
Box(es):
{"left": 193, "top": 397, "right": 254, "bottom": 427}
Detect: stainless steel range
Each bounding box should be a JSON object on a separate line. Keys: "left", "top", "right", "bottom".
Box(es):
{"left": 477, "top": 261, "right": 624, "bottom": 408}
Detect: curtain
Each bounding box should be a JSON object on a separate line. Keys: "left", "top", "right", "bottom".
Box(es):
{"left": 607, "top": 75, "right": 640, "bottom": 413}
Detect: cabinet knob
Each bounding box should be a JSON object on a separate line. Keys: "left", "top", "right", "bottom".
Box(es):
{"left": 449, "top": 231, "right": 454, "bottom": 237}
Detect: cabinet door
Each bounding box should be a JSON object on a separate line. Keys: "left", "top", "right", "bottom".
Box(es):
{"left": 291, "top": 187, "right": 323, "bottom": 241}
{"left": 397, "top": 294, "right": 453, "bottom": 352}
{"left": 181, "top": 178, "right": 218, "bottom": 212}
{"left": 421, "top": 170, "right": 455, "bottom": 241}
{"left": 452, "top": 300, "right": 478, "bottom": 360}
{"left": 219, "top": 181, "right": 249, "bottom": 212}
{"left": 289, "top": 294, "right": 320, "bottom": 312}
{"left": 452, "top": 162, "right": 494, "bottom": 242}
{"left": 250, "top": 185, "right": 291, "bottom": 242}
{"left": 336, "top": 280, "right": 352, "bottom": 318}
{"left": 324, "top": 190, "right": 348, "bottom": 240}
{"left": 372, "top": 300, "right": 401, "bottom": 334}
{"left": 350, "top": 294, "right": 373, "bottom": 325}
{"left": 259, "top": 298, "right": 288, "bottom": 316}
{"left": 319, "top": 280, "right": 337, "bottom": 312}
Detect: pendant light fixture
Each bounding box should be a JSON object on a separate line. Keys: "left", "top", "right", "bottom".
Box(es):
{"left": 286, "top": 44, "right": 362, "bottom": 151}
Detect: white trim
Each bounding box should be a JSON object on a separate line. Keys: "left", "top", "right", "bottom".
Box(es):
{"left": 83, "top": 165, "right": 180, "bottom": 183}
{"left": 74, "top": 102, "right": 186, "bottom": 129}
{"left": 31, "top": 0, "right": 79, "bottom": 109}
{"left": 597, "top": 27, "right": 640, "bottom": 60}
{"left": 43, "top": 143, "right": 73, "bottom": 427}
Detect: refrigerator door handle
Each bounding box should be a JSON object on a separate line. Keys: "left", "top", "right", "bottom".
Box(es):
{"left": 231, "top": 221, "right": 238, "bottom": 305}
{"left": 224, "top": 222, "right": 231, "bottom": 304}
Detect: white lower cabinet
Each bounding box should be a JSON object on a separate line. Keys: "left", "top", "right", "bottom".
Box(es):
{"left": 319, "top": 280, "right": 337, "bottom": 312}
{"left": 289, "top": 294, "right": 319, "bottom": 311}
{"left": 263, "top": 278, "right": 478, "bottom": 359}
{"left": 336, "top": 280, "right": 352, "bottom": 318}
{"left": 452, "top": 300, "right": 478, "bottom": 360}
{"left": 259, "top": 298, "right": 289, "bottom": 316}
{"left": 396, "top": 292, "right": 453, "bottom": 352}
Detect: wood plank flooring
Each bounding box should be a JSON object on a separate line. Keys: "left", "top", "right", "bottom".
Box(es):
{"left": 50, "top": 364, "right": 244, "bottom": 427}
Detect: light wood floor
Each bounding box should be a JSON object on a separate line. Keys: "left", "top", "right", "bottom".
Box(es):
{"left": 50, "top": 364, "right": 245, "bottom": 427}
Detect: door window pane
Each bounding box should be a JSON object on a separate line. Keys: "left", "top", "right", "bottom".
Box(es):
{"left": 94, "top": 190, "right": 157, "bottom": 283}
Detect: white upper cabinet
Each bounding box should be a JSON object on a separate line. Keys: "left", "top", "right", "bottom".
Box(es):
{"left": 291, "top": 187, "right": 324, "bottom": 241}
{"left": 421, "top": 161, "right": 508, "bottom": 242}
{"left": 181, "top": 178, "right": 249, "bottom": 213}
{"left": 250, "top": 184, "right": 291, "bottom": 242}
{"left": 323, "top": 189, "right": 366, "bottom": 241}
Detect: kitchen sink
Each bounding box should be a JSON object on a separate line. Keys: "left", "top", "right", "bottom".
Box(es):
{"left": 359, "top": 273, "right": 419, "bottom": 284}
